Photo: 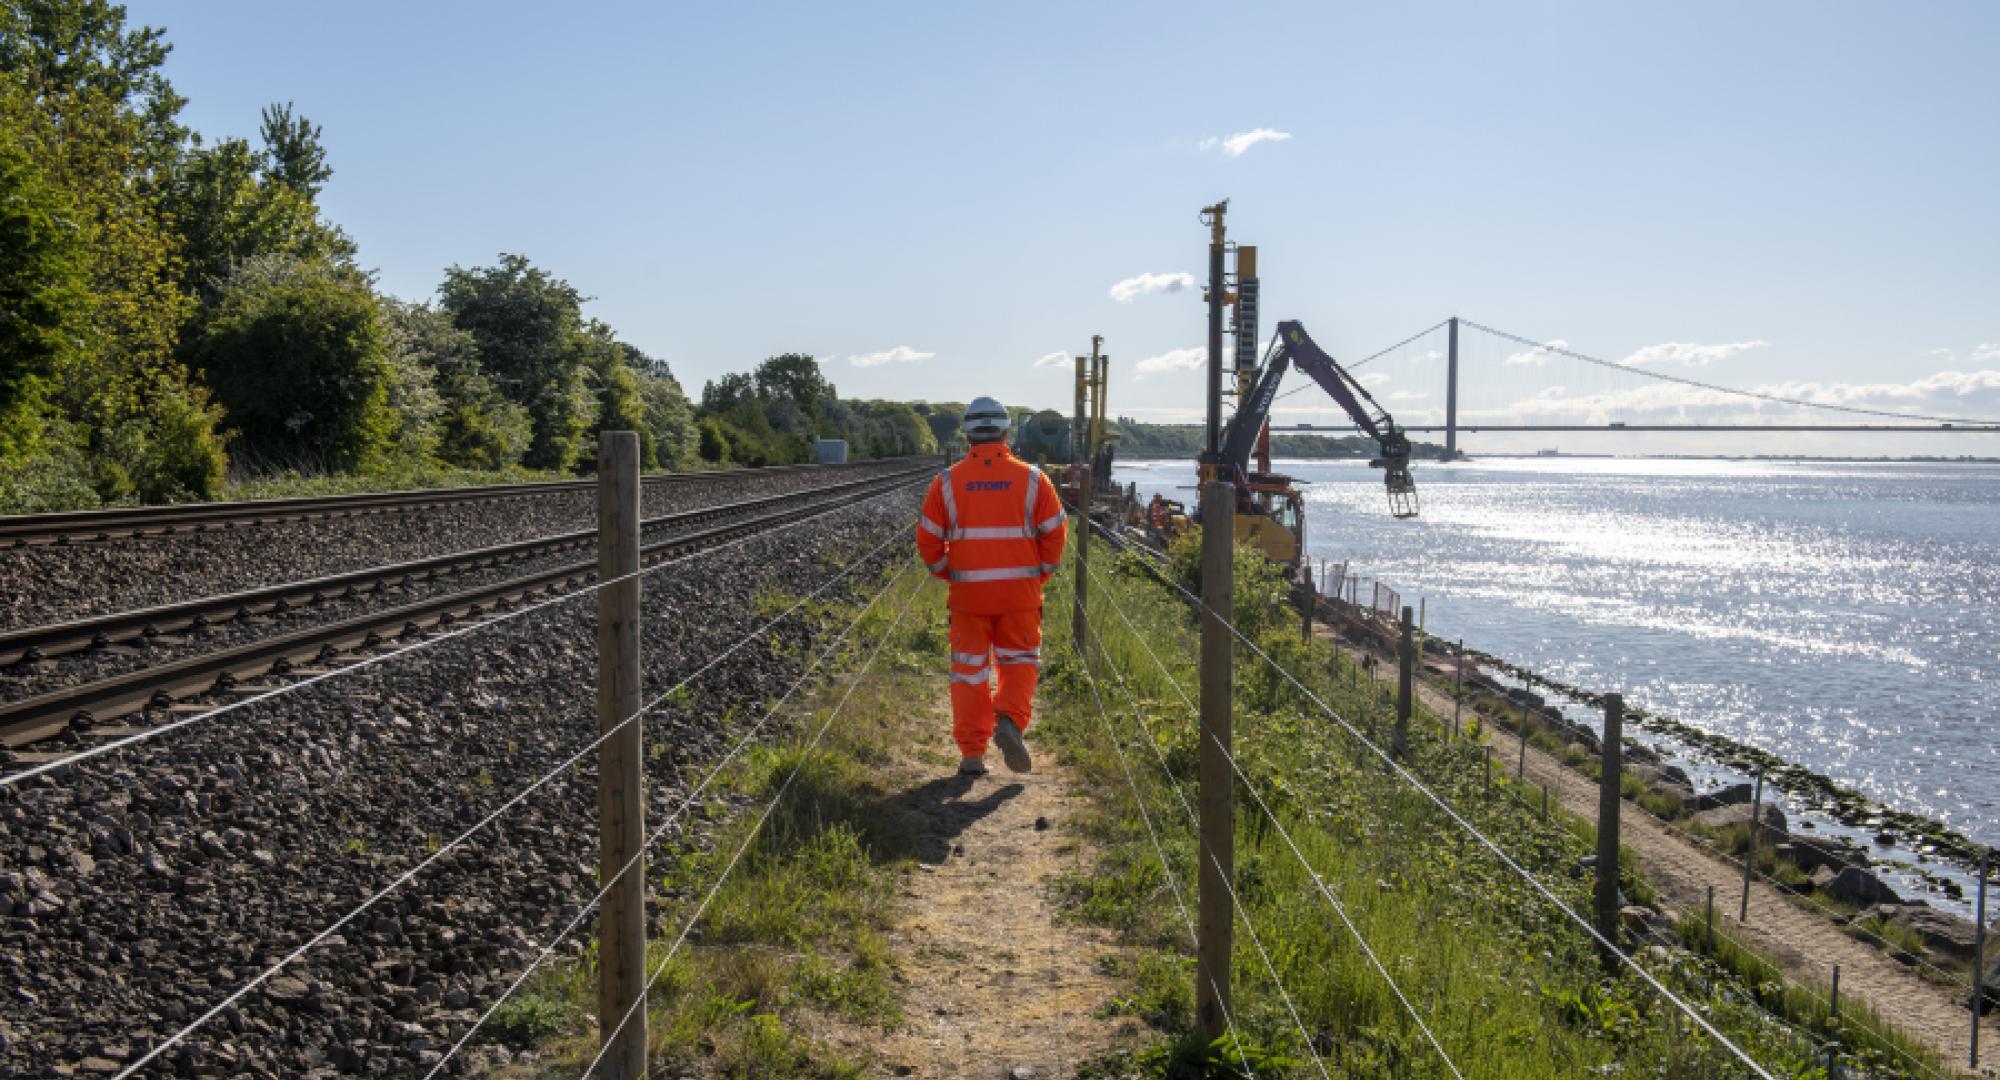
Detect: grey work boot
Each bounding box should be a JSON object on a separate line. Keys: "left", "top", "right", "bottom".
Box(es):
{"left": 992, "top": 716, "right": 1033, "bottom": 774}
{"left": 958, "top": 755, "right": 989, "bottom": 776}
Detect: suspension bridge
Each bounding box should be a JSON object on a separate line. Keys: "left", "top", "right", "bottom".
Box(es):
{"left": 1221, "top": 317, "right": 2000, "bottom": 453}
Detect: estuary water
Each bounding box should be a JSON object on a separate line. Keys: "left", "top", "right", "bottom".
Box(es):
{"left": 1113, "top": 457, "right": 2000, "bottom": 860}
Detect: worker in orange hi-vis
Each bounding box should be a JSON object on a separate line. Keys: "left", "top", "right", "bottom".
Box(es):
{"left": 915, "top": 397, "right": 1068, "bottom": 776}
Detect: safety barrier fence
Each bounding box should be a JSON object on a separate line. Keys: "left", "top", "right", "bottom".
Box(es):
{"left": 0, "top": 435, "right": 932, "bottom": 1080}
{"left": 1076, "top": 505, "right": 1991, "bottom": 1079}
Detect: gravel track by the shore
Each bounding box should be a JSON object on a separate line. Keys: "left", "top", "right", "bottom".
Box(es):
{"left": 0, "top": 487, "right": 926, "bottom": 1078}
{"left": 0, "top": 463, "right": 912, "bottom": 634}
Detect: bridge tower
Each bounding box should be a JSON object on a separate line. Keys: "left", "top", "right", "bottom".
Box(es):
{"left": 1445, "top": 317, "right": 1460, "bottom": 459}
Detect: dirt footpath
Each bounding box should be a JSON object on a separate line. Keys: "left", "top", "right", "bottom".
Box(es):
{"left": 819, "top": 704, "right": 1145, "bottom": 1079}
{"left": 1324, "top": 627, "right": 1998, "bottom": 1078}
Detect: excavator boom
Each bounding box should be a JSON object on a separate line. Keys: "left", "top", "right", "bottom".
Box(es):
{"left": 1219, "top": 320, "right": 1419, "bottom": 518}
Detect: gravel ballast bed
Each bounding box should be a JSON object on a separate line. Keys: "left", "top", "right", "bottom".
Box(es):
{"left": 0, "top": 486, "right": 928, "bottom": 1077}
{"left": 0, "top": 480, "right": 914, "bottom": 707}
{"left": 0, "top": 462, "right": 918, "bottom": 634}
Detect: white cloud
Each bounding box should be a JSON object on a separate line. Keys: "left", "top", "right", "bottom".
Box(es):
{"left": 1621, "top": 340, "right": 1771, "bottom": 367}
{"left": 1135, "top": 346, "right": 1206, "bottom": 378}
{"left": 1359, "top": 372, "right": 1390, "bottom": 388}
{"left": 1973, "top": 343, "right": 2000, "bottom": 363}
{"left": 846, "top": 346, "right": 934, "bottom": 368}
{"left": 1201, "top": 128, "right": 1293, "bottom": 157}
{"left": 1389, "top": 391, "right": 1430, "bottom": 402}
{"left": 1033, "top": 351, "right": 1071, "bottom": 369}
{"left": 1108, "top": 271, "right": 1195, "bottom": 303}
{"left": 1504, "top": 339, "right": 1568, "bottom": 367}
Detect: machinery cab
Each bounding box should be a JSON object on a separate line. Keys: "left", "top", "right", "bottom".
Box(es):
{"left": 1236, "top": 484, "right": 1303, "bottom": 564}
{"left": 1198, "top": 459, "right": 1306, "bottom": 567}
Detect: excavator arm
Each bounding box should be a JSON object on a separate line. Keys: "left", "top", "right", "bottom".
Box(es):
{"left": 1218, "top": 320, "right": 1419, "bottom": 518}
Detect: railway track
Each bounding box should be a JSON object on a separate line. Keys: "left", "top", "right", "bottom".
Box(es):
{"left": 0, "top": 462, "right": 934, "bottom": 750}
{"left": 0, "top": 460, "right": 857, "bottom": 546}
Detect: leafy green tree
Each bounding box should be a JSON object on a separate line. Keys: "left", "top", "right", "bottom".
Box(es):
{"left": 576, "top": 322, "right": 654, "bottom": 470}
{"left": 612, "top": 340, "right": 696, "bottom": 469}
{"left": 0, "top": 135, "right": 85, "bottom": 461}
{"left": 696, "top": 417, "right": 731, "bottom": 463}
{"left": 161, "top": 128, "right": 353, "bottom": 302}
{"left": 438, "top": 254, "right": 593, "bottom": 470}
{"left": 0, "top": 0, "right": 186, "bottom": 169}
{"left": 186, "top": 255, "right": 394, "bottom": 472}
{"left": 257, "top": 101, "right": 330, "bottom": 196}
{"left": 381, "top": 299, "right": 531, "bottom": 470}
{"left": 753, "top": 353, "right": 835, "bottom": 428}
{"left": 637, "top": 373, "right": 697, "bottom": 468}
{"left": 700, "top": 371, "right": 758, "bottom": 414}
{"left": 2, "top": 40, "right": 226, "bottom": 502}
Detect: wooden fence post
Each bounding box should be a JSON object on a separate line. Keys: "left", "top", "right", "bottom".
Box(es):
{"left": 1074, "top": 471, "right": 1091, "bottom": 658}
{"left": 1394, "top": 606, "right": 1413, "bottom": 758}
{"left": 1740, "top": 769, "right": 1764, "bottom": 923}
{"left": 1972, "top": 851, "right": 1987, "bottom": 1069}
{"left": 596, "top": 431, "right": 646, "bottom": 1079}
{"left": 1196, "top": 481, "right": 1235, "bottom": 1042}
{"left": 1451, "top": 638, "right": 1465, "bottom": 739}
{"left": 1594, "top": 694, "right": 1624, "bottom": 967}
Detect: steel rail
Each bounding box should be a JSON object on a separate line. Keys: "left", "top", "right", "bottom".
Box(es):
{"left": 0, "top": 465, "right": 934, "bottom": 748}
{"left": 0, "top": 460, "right": 881, "bottom": 546}
{"left": 0, "top": 464, "right": 921, "bottom": 665}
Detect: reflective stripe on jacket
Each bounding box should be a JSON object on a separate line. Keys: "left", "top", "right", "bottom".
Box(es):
{"left": 915, "top": 443, "right": 1067, "bottom": 614}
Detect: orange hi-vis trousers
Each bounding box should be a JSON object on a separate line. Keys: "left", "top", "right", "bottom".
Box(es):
{"left": 948, "top": 608, "right": 1043, "bottom": 758}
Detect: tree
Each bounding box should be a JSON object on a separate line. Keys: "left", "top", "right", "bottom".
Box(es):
{"left": 696, "top": 418, "right": 730, "bottom": 463}
{"left": 160, "top": 126, "right": 354, "bottom": 302}
{"left": 0, "top": 135, "right": 85, "bottom": 460}
{"left": 700, "top": 371, "right": 758, "bottom": 413}
{"left": 0, "top": 0, "right": 187, "bottom": 169}
{"left": 258, "top": 101, "right": 329, "bottom": 196}
{"left": 636, "top": 373, "right": 696, "bottom": 468}
{"left": 753, "top": 352, "right": 834, "bottom": 427}
{"left": 1, "top": 37, "right": 227, "bottom": 502}
{"left": 187, "top": 256, "right": 394, "bottom": 472}
{"left": 381, "top": 299, "right": 531, "bottom": 470}
{"left": 576, "top": 321, "right": 654, "bottom": 471}
{"left": 438, "top": 254, "right": 593, "bottom": 470}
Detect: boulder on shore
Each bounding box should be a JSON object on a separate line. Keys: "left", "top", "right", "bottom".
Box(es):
{"left": 1693, "top": 802, "right": 1789, "bottom": 837}
{"left": 1859, "top": 905, "right": 1984, "bottom": 962}
{"left": 1824, "top": 866, "right": 1902, "bottom": 907}
{"left": 1688, "top": 782, "right": 1755, "bottom": 813}
{"left": 1784, "top": 836, "right": 1869, "bottom": 874}
{"left": 1628, "top": 763, "right": 1692, "bottom": 791}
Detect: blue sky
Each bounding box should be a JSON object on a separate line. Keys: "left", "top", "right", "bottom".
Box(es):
{"left": 136, "top": 1, "right": 2000, "bottom": 454}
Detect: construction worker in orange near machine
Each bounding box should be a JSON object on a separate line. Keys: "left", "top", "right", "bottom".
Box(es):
{"left": 915, "top": 397, "right": 1067, "bottom": 776}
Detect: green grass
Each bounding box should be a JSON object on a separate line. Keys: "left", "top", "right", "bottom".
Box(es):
{"left": 494, "top": 566, "right": 938, "bottom": 1077}
{"left": 1031, "top": 532, "right": 1945, "bottom": 1079}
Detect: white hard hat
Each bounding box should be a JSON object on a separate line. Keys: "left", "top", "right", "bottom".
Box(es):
{"left": 961, "top": 396, "right": 1011, "bottom": 438}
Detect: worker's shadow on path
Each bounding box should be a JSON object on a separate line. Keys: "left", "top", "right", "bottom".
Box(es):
{"left": 878, "top": 774, "right": 1024, "bottom": 865}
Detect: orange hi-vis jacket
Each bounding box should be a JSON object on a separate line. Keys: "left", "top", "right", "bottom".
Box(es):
{"left": 916, "top": 443, "right": 1067, "bottom": 614}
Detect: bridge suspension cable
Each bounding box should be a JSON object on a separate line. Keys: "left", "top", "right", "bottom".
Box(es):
{"left": 1459, "top": 318, "right": 2000, "bottom": 426}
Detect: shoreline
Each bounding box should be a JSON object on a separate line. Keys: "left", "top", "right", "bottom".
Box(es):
{"left": 1462, "top": 644, "right": 1996, "bottom": 896}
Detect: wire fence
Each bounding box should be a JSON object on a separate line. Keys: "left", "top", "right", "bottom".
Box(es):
{"left": 421, "top": 557, "right": 924, "bottom": 1076}
{"left": 1083, "top": 520, "right": 1787, "bottom": 1077}
{"left": 1088, "top": 519, "right": 1985, "bottom": 1079}
{"left": 0, "top": 470, "right": 936, "bottom": 1078}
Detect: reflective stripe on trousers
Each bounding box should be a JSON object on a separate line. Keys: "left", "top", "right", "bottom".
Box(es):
{"left": 949, "top": 565, "right": 1044, "bottom": 583}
